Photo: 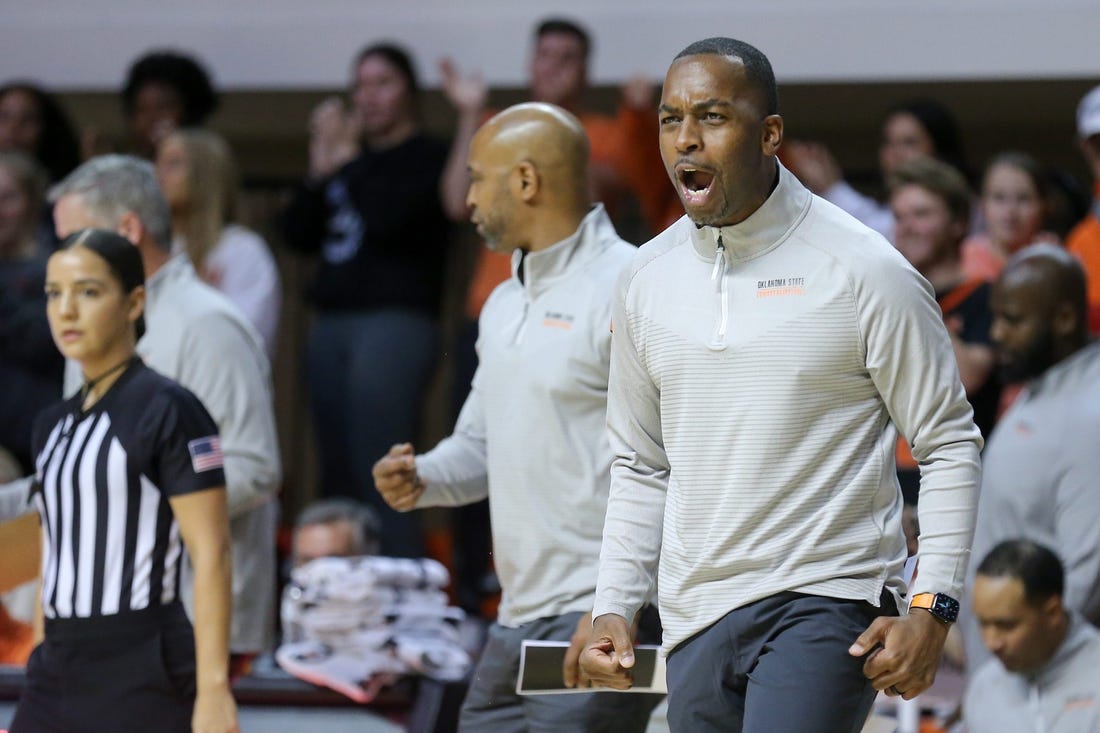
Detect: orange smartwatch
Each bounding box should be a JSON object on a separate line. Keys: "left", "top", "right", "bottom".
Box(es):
{"left": 908, "top": 592, "right": 959, "bottom": 624}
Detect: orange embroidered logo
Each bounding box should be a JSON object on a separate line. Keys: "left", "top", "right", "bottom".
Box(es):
{"left": 1064, "top": 694, "right": 1096, "bottom": 711}
{"left": 756, "top": 277, "right": 806, "bottom": 298}
{"left": 542, "top": 311, "right": 575, "bottom": 330}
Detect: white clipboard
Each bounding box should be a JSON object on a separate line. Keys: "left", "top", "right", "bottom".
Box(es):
{"left": 516, "top": 639, "right": 666, "bottom": 695}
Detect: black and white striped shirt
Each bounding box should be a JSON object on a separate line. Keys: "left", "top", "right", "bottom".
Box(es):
{"left": 31, "top": 361, "right": 225, "bottom": 620}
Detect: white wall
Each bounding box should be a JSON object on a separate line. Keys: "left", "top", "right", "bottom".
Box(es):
{"left": 5, "top": 0, "right": 1100, "bottom": 90}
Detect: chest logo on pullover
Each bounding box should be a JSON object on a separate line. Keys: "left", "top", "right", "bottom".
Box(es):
{"left": 756, "top": 277, "right": 806, "bottom": 298}
{"left": 1064, "top": 693, "right": 1096, "bottom": 712}
{"left": 542, "top": 311, "right": 575, "bottom": 330}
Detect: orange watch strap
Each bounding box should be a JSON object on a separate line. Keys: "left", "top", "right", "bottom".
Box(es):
{"left": 909, "top": 592, "right": 935, "bottom": 610}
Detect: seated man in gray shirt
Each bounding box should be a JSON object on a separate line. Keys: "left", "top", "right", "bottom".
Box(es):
{"left": 966, "top": 539, "right": 1100, "bottom": 733}
{"left": 962, "top": 244, "right": 1100, "bottom": 669}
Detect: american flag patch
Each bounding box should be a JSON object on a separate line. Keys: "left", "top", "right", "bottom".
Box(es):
{"left": 187, "top": 436, "right": 224, "bottom": 472}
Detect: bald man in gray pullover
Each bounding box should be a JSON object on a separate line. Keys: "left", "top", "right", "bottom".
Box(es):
{"left": 373, "top": 103, "right": 661, "bottom": 732}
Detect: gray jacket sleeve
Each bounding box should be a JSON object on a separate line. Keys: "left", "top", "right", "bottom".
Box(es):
{"left": 415, "top": 370, "right": 490, "bottom": 507}
{"left": 592, "top": 269, "right": 666, "bottom": 624}
{"left": 1056, "top": 412, "right": 1100, "bottom": 621}
{"left": 176, "top": 312, "right": 281, "bottom": 518}
{"left": 856, "top": 252, "right": 983, "bottom": 600}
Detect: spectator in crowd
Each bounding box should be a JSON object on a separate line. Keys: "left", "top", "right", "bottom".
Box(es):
{"left": 962, "top": 244, "right": 1100, "bottom": 670}
{"left": 156, "top": 128, "right": 282, "bottom": 359}
{"left": 887, "top": 157, "right": 999, "bottom": 500}
{"left": 12, "top": 228, "right": 237, "bottom": 733}
{"left": 1043, "top": 167, "right": 1091, "bottom": 242}
{"left": 962, "top": 152, "right": 1059, "bottom": 282}
{"left": 438, "top": 16, "right": 678, "bottom": 616}
{"left": 0, "top": 82, "right": 81, "bottom": 183}
{"left": 291, "top": 497, "right": 381, "bottom": 568}
{"left": 282, "top": 43, "right": 453, "bottom": 559}
{"left": 581, "top": 38, "right": 981, "bottom": 731}
{"left": 50, "top": 155, "right": 281, "bottom": 666}
{"left": 441, "top": 17, "right": 679, "bottom": 319}
{"left": 0, "top": 152, "right": 63, "bottom": 472}
{"left": 786, "top": 98, "right": 969, "bottom": 239}
{"left": 122, "top": 50, "right": 219, "bottom": 159}
{"left": 965, "top": 540, "right": 1100, "bottom": 733}
{"left": 1066, "top": 84, "right": 1100, "bottom": 333}
{"left": 373, "top": 102, "right": 662, "bottom": 731}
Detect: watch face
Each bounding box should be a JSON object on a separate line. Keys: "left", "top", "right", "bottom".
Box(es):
{"left": 932, "top": 594, "right": 960, "bottom": 623}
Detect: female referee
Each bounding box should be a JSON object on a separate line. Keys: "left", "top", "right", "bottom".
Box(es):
{"left": 11, "top": 229, "right": 238, "bottom": 733}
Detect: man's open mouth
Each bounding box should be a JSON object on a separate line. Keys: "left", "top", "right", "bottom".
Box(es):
{"left": 677, "top": 166, "right": 715, "bottom": 206}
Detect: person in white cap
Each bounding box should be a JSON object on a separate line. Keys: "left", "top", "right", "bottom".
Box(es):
{"left": 1065, "top": 84, "right": 1100, "bottom": 333}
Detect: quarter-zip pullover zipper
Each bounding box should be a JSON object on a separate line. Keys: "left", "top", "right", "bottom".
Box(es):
{"left": 1029, "top": 684, "right": 1045, "bottom": 733}
{"left": 708, "top": 232, "right": 730, "bottom": 351}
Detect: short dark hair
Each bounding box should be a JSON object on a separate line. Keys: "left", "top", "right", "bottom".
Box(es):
{"left": 535, "top": 18, "right": 591, "bottom": 59}
{"left": 122, "top": 51, "right": 218, "bottom": 125}
{"left": 885, "top": 98, "right": 969, "bottom": 181}
{"left": 294, "top": 498, "right": 381, "bottom": 557}
{"left": 888, "top": 157, "right": 973, "bottom": 231}
{"left": 674, "top": 37, "right": 778, "bottom": 116}
{"left": 977, "top": 539, "right": 1065, "bottom": 606}
{"left": 355, "top": 43, "right": 421, "bottom": 98}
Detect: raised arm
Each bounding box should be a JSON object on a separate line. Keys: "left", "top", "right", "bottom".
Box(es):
{"left": 438, "top": 58, "right": 488, "bottom": 222}
{"left": 308, "top": 96, "right": 361, "bottom": 181}
{"left": 282, "top": 97, "right": 361, "bottom": 254}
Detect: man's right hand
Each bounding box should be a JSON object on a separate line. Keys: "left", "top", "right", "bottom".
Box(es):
{"left": 372, "top": 443, "right": 424, "bottom": 511}
{"left": 579, "top": 613, "right": 636, "bottom": 690}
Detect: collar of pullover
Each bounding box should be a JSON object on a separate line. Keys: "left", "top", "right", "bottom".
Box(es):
{"left": 1026, "top": 611, "right": 1094, "bottom": 686}
{"left": 145, "top": 253, "right": 195, "bottom": 306}
{"left": 1024, "top": 340, "right": 1100, "bottom": 399}
{"left": 689, "top": 161, "right": 811, "bottom": 265}
{"left": 512, "top": 204, "right": 616, "bottom": 300}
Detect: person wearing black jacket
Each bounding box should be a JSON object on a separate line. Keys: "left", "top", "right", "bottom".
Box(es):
{"left": 283, "top": 43, "right": 453, "bottom": 558}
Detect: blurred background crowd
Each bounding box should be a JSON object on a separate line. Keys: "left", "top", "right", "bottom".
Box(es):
{"left": 2, "top": 3, "right": 1100, "bottom": 730}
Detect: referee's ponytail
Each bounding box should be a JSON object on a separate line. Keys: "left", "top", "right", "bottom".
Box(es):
{"left": 61, "top": 228, "right": 147, "bottom": 340}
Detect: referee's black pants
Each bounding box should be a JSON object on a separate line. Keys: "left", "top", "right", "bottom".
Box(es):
{"left": 11, "top": 602, "right": 195, "bottom": 733}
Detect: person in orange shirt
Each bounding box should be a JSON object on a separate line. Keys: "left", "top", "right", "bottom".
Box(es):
{"left": 888, "top": 158, "right": 1000, "bottom": 502}
{"left": 961, "top": 152, "right": 1060, "bottom": 283}
{"left": 441, "top": 18, "right": 680, "bottom": 320}
{"left": 1065, "top": 84, "right": 1100, "bottom": 334}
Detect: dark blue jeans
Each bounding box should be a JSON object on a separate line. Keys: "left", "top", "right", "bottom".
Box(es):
{"left": 665, "top": 592, "right": 896, "bottom": 733}
{"left": 307, "top": 308, "right": 438, "bottom": 558}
